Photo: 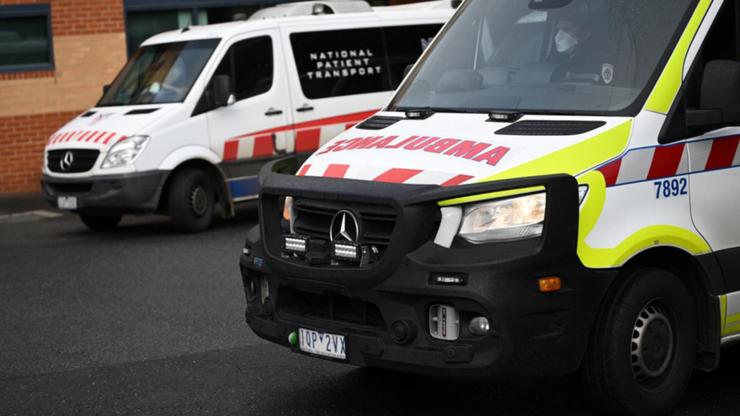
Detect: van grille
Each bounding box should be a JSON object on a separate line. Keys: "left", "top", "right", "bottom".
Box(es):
{"left": 293, "top": 198, "right": 397, "bottom": 256}
{"left": 277, "top": 287, "right": 385, "bottom": 330}
{"left": 47, "top": 149, "right": 100, "bottom": 173}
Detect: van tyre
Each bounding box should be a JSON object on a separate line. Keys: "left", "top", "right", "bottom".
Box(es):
{"left": 79, "top": 213, "right": 122, "bottom": 231}
{"left": 168, "top": 169, "right": 215, "bottom": 233}
{"left": 584, "top": 268, "right": 697, "bottom": 416}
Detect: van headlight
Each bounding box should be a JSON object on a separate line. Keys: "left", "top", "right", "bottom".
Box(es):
{"left": 101, "top": 135, "right": 149, "bottom": 169}
{"left": 458, "top": 193, "right": 546, "bottom": 243}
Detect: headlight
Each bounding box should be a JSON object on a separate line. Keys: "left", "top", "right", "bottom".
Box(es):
{"left": 101, "top": 135, "right": 149, "bottom": 169}
{"left": 458, "top": 193, "right": 546, "bottom": 243}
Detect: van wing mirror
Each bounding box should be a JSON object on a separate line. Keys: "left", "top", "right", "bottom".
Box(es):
{"left": 212, "top": 75, "right": 234, "bottom": 108}
{"left": 692, "top": 60, "right": 740, "bottom": 129}
{"left": 102, "top": 84, "right": 111, "bottom": 96}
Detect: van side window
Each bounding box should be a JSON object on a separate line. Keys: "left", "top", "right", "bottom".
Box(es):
{"left": 382, "top": 24, "right": 442, "bottom": 87}
{"left": 213, "top": 36, "right": 274, "bottom": 102}
{"left": 290, "top": 28, "right": 390, "bottom": 99}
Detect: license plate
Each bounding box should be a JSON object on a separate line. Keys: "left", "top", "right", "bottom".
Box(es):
{"left": 299, "top": 328, "right": 346, "bottom": 360}
{"left": 57, "top": 196, "right": 78, "bottom": 210}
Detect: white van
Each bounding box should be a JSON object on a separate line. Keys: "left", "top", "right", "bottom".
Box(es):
{"left": 40, "top": 0, "right": 454, "bottom": 232}
{"left": 243, "top": 0, "right": 740, "bottom": 414}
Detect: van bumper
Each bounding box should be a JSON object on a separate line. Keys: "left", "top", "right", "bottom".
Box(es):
{"left": 239, "top": 158, "right": 617, "bottom": 378}
{"left": 41, "top": 171, "right": 168, "bottom": 215}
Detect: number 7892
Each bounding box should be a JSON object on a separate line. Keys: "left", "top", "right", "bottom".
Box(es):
{"left": 654, "top": 178, "right": 688, "bottom": 199}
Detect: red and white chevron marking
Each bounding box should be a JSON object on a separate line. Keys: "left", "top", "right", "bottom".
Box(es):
{"left": 47, "top": 130, "right": 127, "bottom": 146}
{"left": 222, "top": 110, "right": 378, "bottom": 162}
{"left": 598, "top": 135, "right": 740, "bottom": 186}
{"left": 298, "top": 163, "right": 475, "bottom": 187}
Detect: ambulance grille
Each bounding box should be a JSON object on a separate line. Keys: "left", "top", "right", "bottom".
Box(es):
{"left": 47, "top": 149, "right": 100, "bottom": 173}
{"left": 356, "top": 116, "right": 403, "bottom": 130}
{"left": 277, "top": 288, "right": 385, "bottom": 330}
{"left": 293, "top": 198, "right": 397, "bottom": 256}
{"left": 495, "top": 120, "right": 606, "bottom": 136}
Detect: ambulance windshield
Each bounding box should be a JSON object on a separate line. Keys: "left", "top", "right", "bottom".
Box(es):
{"left": 98, "top": 39, "right": 219, "bottom": 106}
{"left": 390, "top": 0, "right": 695, "bottom": 115}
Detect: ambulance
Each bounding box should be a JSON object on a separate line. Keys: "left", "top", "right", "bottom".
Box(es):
{"left": 40, "top": 1, "right": 454, "bottom": 232}
{"left": 241, "top": 0, "right": 740, "bottom": 414}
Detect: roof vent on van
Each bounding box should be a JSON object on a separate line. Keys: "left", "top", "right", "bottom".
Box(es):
{"left": 495, "top": 120, "right": 606, "bottom": 136}
{"left": 80, "top": 111, "right": 97, "bottom": 118}
{"left": 248, "top": 1, "right": 372, "bottom": 20}
{"left": 356, "top": 115, "right": 403, "bottom": 130}
{"left": 125, "top": 108, "right": 160, "bottom": 116}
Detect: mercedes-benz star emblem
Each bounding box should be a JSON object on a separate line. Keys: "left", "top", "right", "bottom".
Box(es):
{"left": 60, "top": 151, "right": 75, "bottom": 172}
{"left": 330, "top": 210, "right": 361, "bottom": 243}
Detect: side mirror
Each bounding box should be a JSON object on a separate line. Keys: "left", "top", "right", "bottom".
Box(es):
{"left": 102, "top": 84, "right": 111, "bottom": 96}
{"left": 690, "top": 60, "right": 740, "bottom": 129}
{"left": 212, "top": 75, "right": 234, "bottom": 107}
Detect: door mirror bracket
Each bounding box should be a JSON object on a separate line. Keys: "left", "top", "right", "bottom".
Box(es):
{"left": 213, "top": 75, "right": 234, "bottom": 108}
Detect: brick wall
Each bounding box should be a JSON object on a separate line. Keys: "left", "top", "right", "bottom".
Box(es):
{"left": 0, "top": 0, "right": 127, "bottom": 193}
{"left": 0, "top": 111, "right": 80, "bottom": 192}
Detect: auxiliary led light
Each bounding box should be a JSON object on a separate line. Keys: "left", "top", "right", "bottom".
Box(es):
{"left": 332, "top": 242, "right": 360, "bottom": 261}
{"left": 283, "top": 235, "right": 308, "bottom": 254}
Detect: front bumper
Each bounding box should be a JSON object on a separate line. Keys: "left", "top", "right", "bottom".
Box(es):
{"left": 41, "top": 171, "right": 168, "bottom": 215}
{"left": 241, "top": 158, "right": 616, "bottom": 378}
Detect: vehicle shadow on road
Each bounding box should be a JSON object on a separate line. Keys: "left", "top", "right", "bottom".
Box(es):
{"left": 253, "top": 344, "right": 740, "bottom": 416}
{"left": 56, "top": 204, "right": 258, "bottom": 240}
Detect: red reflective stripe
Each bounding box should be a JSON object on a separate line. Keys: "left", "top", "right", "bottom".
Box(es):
{"left": 223, "top": 141, "right": 239, "bottom": 161}
{"left": 599, "top": 159, "right": 622, "bottom": 187}
{"left": 324, "top": 164, "right": 350, "bottom": 178}
{"left": 441, "top": 174, "right": 474, "bottom": 187}
{"left": 297, "top": 164, "right": 311, "bottom": 176}
{"left": 102, "top": 132, "right": 117, "bottom": 145}
{"left": 116, "top": 135, "right": 128, "bottom": 144}
{"left": 253, "top": 135, "right": 274, "bottom": 157}
{"left": 706, "top": 136, "right": 740, "bottom": 170}
{"left": 647, "top": 143, "right": 685, "bottom": 180}
{"left": 93, "top": 132, "right": 108, "bottom": 143}
{"left": 374, "top": 168, "right": 423, "bottom": 183}
{"left": 345, "top": 123, "right": 356, "bottom": 130}
{"left": 63, "top": 132, "right": 75, "bottom": 142}
{"left": 85, "top": 131, "right": 99, "bottom": 142}
{"left": 77, "top": 131, "right": 93, "bottom": 142}
{"left": 295, "top": 128, "right": 321, "bottom": 153}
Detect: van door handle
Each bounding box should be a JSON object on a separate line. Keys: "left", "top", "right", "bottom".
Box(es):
{"left": 265, "top": 108, "right": 283, "bottom": 116}
{"left": 296, "top": 104, "right": 314, "bottom": 113}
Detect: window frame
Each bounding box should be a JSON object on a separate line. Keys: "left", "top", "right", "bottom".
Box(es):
{"left": 0, "top": 4, "right": 55, "bottom": 73}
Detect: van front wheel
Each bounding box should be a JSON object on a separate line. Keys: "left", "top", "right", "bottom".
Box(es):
{"left": 584, "top": 268, "right": 696, "bottom": 416}
{"left": 167, "top": 169, "right": 215, "bottom": 233}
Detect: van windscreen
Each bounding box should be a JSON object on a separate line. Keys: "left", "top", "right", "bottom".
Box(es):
{"left": 389, "top": 0, "right": 695, "bottom": 116}
{"left": 98, "top": 39, "right": 220, "bottom": 107}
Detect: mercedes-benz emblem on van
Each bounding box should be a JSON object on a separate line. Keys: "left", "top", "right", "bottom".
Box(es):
{"left": 330, "top": 210, "right": 361, "bottom": 243}
{"left": 60, "top": 151, "right": 75, "bottom": 172}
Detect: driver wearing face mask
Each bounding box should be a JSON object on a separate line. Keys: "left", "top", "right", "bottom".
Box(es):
{"left": 550, "top": 17, "right": 601, "bottom": 83}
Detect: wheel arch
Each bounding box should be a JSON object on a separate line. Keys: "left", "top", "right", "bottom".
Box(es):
{"left": 158, "top": 159, "right": 234, "bottom": 217}
{"left": 619, "top": 246, "right": 723, "bottom": 371}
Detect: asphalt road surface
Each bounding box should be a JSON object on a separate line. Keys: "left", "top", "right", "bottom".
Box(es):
{"left": 2, "top": 198, "right": 740, "bottom": 415}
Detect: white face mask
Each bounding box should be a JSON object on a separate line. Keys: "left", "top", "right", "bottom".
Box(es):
{"left": 555, "top": 29, "right": 578, "bottom": 54}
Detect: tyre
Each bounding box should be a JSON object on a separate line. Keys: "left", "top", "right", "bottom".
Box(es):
{"left": 79, "top": 213, "right": 122, "bottom": 231}
{"left": 584, "top": 268, "right": 697, "bottom": 416}
{"left": 167, "top": 168, "right": 215, "bottom": 233}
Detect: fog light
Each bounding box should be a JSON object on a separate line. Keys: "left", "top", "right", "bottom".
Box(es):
{"left": 429, "top": 305, "right": 460, "bottom": 341}
{"left": 468, "top": 316, "right": 490, "bottom": 336}
{"left": 283, "top": 235, "right": 308, "bottom": 254}
{"left": 332, "top": 241, "right": 360, "bottom": 262}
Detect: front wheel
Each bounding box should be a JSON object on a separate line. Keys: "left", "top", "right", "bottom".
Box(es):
{"left": 79, "top": 213, "right": 122, "bottom": 231}
{"left": 584, "top": 268, "right": 697, "bottom": 416}
{"left": 167, "top": 168, "right": 215, "bottom": 233}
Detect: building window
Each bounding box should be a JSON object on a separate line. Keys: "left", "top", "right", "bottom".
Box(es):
{"left": 0, "top": 4, "right": 53, "bottom": 72}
